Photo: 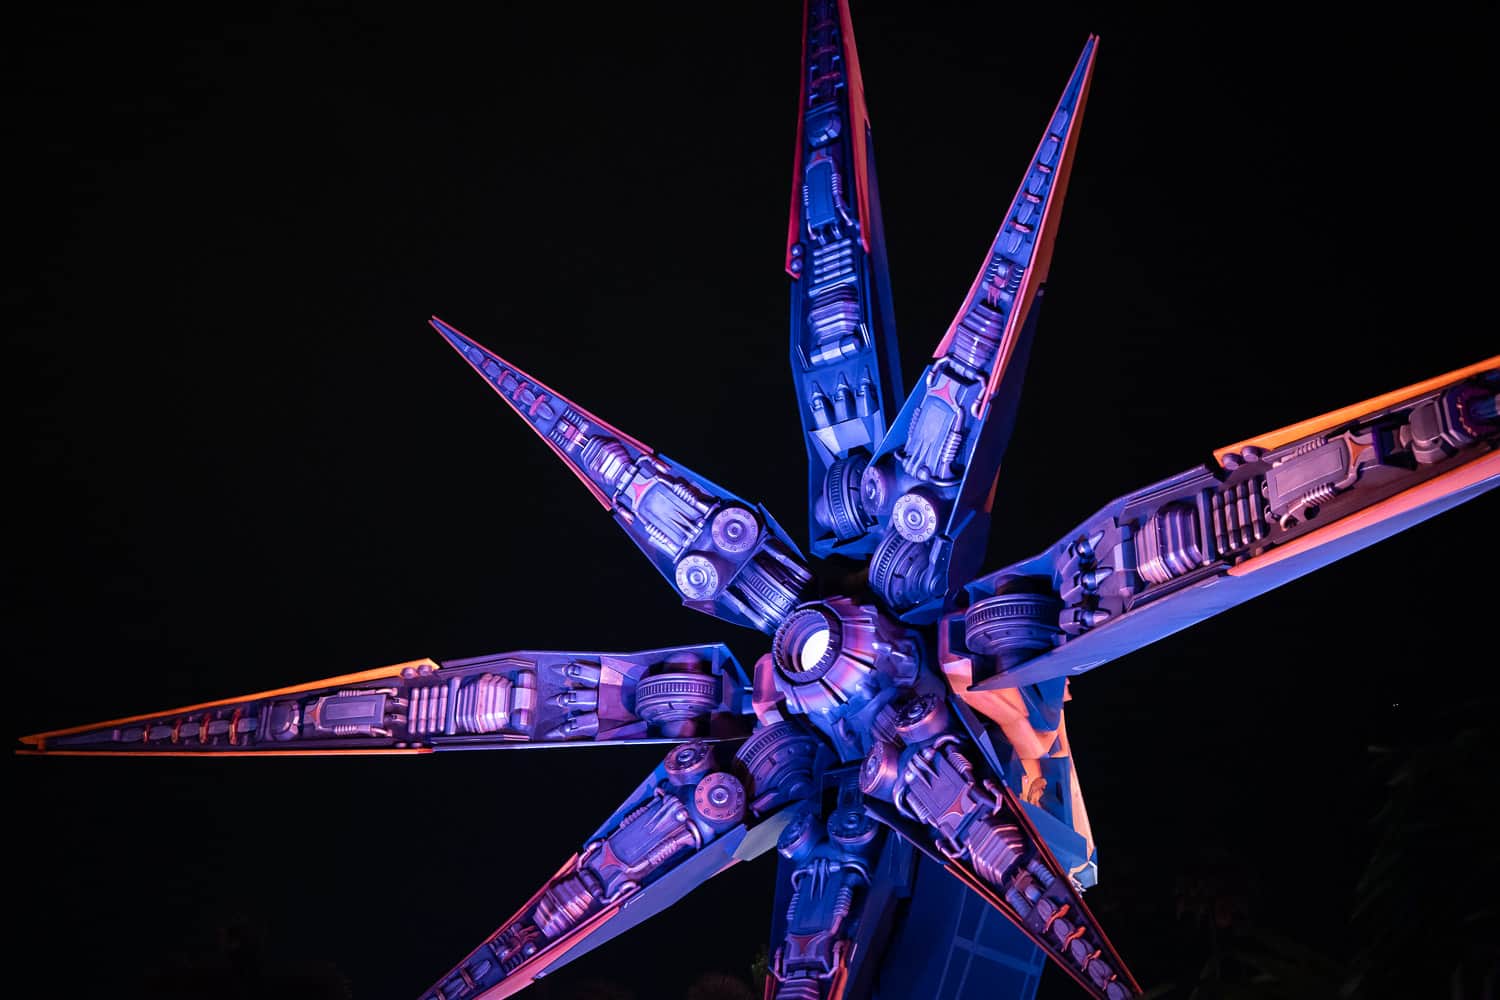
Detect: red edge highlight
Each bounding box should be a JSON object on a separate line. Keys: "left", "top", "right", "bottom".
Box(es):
{"left": 429, "top": 316, "right": 656, "bottom": 509}
{"left": 934, "top": 35, "right": 1099, "bottom": 373}
{"left": 785, "top": 1, "right": 812, "bottom": 276}
{"left": 21, "top": 658, "right": 441, "bottom": 749}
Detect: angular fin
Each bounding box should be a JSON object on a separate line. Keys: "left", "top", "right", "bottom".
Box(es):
{"left": 432, "top": 317, "right": 813, "bottom": 634}
{"left": 857, "top": 39, "right": 1099, "bottom": 623}
{"left": 418, "top": 733, "right": 812, "bottom": 999}
{"left": 785, "top": 0, "right": 905, "bottom": 560}
{"left": 957, "top": 359, "right": 1500, "bottom": 690}
{"left": 19, "top": 644, "right": 754, "bottom": 755}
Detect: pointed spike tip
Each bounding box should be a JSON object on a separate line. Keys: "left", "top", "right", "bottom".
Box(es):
{"left": 423, "top": 314, "right": 659, "bottom": 508}
{"left": 429, "top": 314, "right": 462, "bottom": 341}
{"left": 429, "top": 314, "right": 464, "bottom": 349}
{"left": 428, "top": 316, "right": 518, "bottom": 380}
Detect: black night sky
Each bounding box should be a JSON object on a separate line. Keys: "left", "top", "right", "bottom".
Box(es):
{"left": 11, "top": 3, "right": 1496, "bottom": 999}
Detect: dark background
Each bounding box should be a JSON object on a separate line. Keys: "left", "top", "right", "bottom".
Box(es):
{"left": 10, "top": 2, "right": 1495, "bottom": 998}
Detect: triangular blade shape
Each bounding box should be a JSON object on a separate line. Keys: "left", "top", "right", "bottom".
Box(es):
{"left": 959, "top": 358, "right": 1500, "bottom": 691}
{"left": 19, "top": 644, "right": 755, "bottom": 756}
{"left": 432, "top": 317, "right": 814, "bottom": 634}
{"left": 785, "top": 0, "right": 905, "bottom": 561}
{"left": 420, "top": 735, "right": 806, "bottom": 999}
{"left": 856, "top": 38, "right": 1100, "bottom": 623}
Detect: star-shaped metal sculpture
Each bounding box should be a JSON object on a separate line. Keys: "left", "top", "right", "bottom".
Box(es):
{"left": 20, "top": 3, "right": 1499, "bottom": 999}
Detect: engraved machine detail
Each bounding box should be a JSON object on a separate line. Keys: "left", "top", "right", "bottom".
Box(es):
{"left": 20, "top": 3, "right": 1499, "bottom": 1000}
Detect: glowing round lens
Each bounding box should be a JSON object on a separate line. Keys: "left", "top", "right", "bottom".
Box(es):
{"left": 799, "top": 626, "right": 831, "bottom": 671}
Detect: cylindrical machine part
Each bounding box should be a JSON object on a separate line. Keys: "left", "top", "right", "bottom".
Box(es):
{"left": 674, "top": 553, "right": 723, "bottom": 600}
{"left": 729, "top": 543, "right": 813, "bottom": 631}
{"left": 534, "top": 875, "right": 594, "bottom": 938}
{"left": 964, "top": 590, "right": 1063, "bottom": 669}
{"left": 859, "top": 740, "right": 901, "bottom": 800}
{"left": 771, "top": 604, "right": 843, "bottom": 679}
{"left": 663, "top": 740, "right": 715, "bottom": 785}
{"left": 948, "top": 302, "right": 1006, "bottom": 372}
{"left": 455, "top": 673, "right": 514, "bottom": 734}
{"left": 891, "top": 489, "right": 940, "bottom": 543}
{"left": 776, "top": 808, "right": 821, "bottom": 864}
{"left": 710, "top": 506, "right": 760, "bottom": 553}
{"left": 773, "top": 980, "right": 823, "bottom": 1000}
{"left": 892, "top": 692, "right": 950, "bottom": 745}
{"left": 693, "top": 772, "right": 747, "bottom": 826}
{"left": 581, "top": 436, "right": 632, "bottom": 489}
{"left": 635, "top": 672, "right": 720, "bottom": 736}
{"left": 820, "top": 453, "right": 869, "bottom": 541}
{"left": 1135, "top": 502, "right": 1204, "bottom": 584}
{"left": 967, "top": 820, "right": 1026, "bottom": 886}
{"left": 868, "top": 531, "right": 933, "bottom": 612}
{"left": 735, "top": 721, "right": 819, "bottom": 815}
{"left": 827, "top": 806, "right": 878, "bottom": 849}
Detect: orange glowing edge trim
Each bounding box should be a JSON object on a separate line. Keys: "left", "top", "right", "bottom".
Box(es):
{"left": 19, "top": 657, "right": 441, "bottom": 748}
{"left": 1214, "top": 354, "right": 1500, "bottom": 463}
{"left": 1228, "top": 448, "right": 1500, "bottom": 577}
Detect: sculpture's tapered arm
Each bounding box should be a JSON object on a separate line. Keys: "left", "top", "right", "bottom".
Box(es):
{"left": 420, "top": 722, "right": 824, "bottom": 1000}
{"left": 19, "top": 644, "right": 754, "bottom": 756}
{"left": 956, "top": 358, "right": 1500, "bottom": 691}
{"left": 431, "top": 317, "right": 814, "bottom": 634}
{"left": 857, "top": 37, "right": 1099, "bottom": 623}
{"left": 785, "top": 0, "right": 904, "bottom": 560}
{"left": 859, "top": 693, "right": 1139, "bottom": 999}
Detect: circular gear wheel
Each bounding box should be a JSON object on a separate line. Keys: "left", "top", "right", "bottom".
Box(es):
{"left": 822, "top": 453, "right": 870, "bottom": 541}
{"left": 964, "top": 591, "right": 1063, "bottom": 662}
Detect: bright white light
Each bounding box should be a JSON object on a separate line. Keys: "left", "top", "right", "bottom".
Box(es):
{"left": 799, "top": 626, "right": 830, "bottom": 671}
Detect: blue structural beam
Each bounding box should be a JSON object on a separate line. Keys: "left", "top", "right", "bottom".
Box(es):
{"left": 432, "top": 317, "right": 814, "bottom": 635}
{"left": 19, "top": 644, "right": 755, "bottom": 756}
{"left": 786, "top": 0, "right": 905, "bottom": 560}
{"left": 960, "top": 362, "right": 1500, "bottom": 690}
{"left": 858, "top": 38, "right": 1098, "bottom": 624}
